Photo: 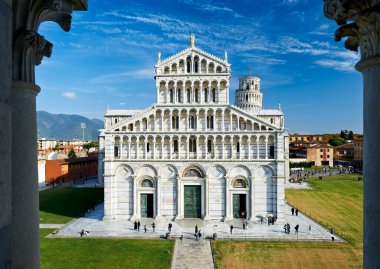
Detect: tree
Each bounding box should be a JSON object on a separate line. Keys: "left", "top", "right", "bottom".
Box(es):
{"left": 67, "top": 149, "right": 77, "bottom": 159}
{"left": 83, "top": 141, "right": 98, "bottom": 152}
{"left": 329, "top": 137, "right": 347, "bottom": 146}
{"left": 348, "top": 131, "right": 354, "bottom": 140}
{"left": 340, "top": 130, "right": 345, "bottom": 139}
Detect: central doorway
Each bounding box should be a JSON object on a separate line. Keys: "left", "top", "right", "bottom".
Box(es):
{"left": 140, "top": 193, "right": 154, "bottom": 218}
{"left": 184, "top": 185, "right": 201, "bottom": 218}
{"left": 233, "top": 194, "right": 247, "bottom": 218}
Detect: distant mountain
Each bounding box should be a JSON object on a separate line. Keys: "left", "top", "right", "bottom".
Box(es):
{"left": 37, "top": 111, "right": 104, "bottom": 140}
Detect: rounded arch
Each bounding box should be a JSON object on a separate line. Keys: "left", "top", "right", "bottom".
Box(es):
{"left": 254, "top": 165, "right": 275, "bottom": 181}
{"left": 115, "top": 164, "right": 134, "bottom": 179}
{"left": 231, "top": 177, "right": 249, "bottom": 188}
{"left": 227, "top": 164, "right": 251, "bottom": 179}
{"left": 138, "top": 175, "right": 156, "bottom": 187}
{"left": 159, "top": 164, "right": 178, "bottom": 179}
{"left": 136, "top": 164, "right": 157, "bottom": 178}
{"left": 181, "top": 163, "right": 206, "bottom": 178}
{"left": 206, "top": 164, "right": 226, "bottom": 179}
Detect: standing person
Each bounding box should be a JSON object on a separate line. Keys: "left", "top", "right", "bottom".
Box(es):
{"left": 287, "top": 223, "right": 290, "bottom": 234}
{"left": 151, "top": 222, "right": 156, "bottom": 232}
{"left": 137, "top": 220, "right": 141, "bottom": 232}
{"left": 291, "top": 207, "right": 295, "bottom": 216}
{"left": 267, "top": 216, "right": 271, "bottom": 226}
{"left": 195, "top": 225, "right": 198, "bottom": 235}
{"left": 284, "top": 224, "right": 287, "bottom": 234}
{"left": 168, "top": 223, "right": 172, "bottom": 232}
{"left": 295, "top": 209, "right": 299, "bottom": 216}
{"left": 295, "top": 224, "right": 299, "bottom": 234}
{"left": 230, "top": 224, "right": 234, "bottom": 234}
{"left": 134, "top": 221, "right": 137, "bottom": 231}
{"left": 260, "top": 216, "right": 263, "bottom": 224}
{"left": 308, "top": 224, "right": 312, "bottom": 234}
{"left": 144, "top": 225, "right": 147, "bottom": 233}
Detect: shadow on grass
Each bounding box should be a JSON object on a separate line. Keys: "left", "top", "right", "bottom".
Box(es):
{"left": 39, "top": 187, "right": 103, "bottom": 224}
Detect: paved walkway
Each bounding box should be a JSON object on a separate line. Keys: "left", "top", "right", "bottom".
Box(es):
{"left": 53, "top": 203, "right": 343, "bottom": 242}
{"left": 172, "top": 238, "right": 214, "bottom": 269}
{"left": 40, "top": 224, "right": 65, "bottom": 229}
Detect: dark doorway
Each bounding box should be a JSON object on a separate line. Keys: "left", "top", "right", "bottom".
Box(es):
{"left": 184, "top": 185, "right": 201, "bottom": 218}
{"left": 140, "top": 193, "right": 154, "bottom": 218}
{"left": 233, "top": 194, "right": 247, "bottom": 218}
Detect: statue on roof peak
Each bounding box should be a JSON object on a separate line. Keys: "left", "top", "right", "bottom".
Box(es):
{"left": 190, "top": 34, "right": 195, "bottom": 47}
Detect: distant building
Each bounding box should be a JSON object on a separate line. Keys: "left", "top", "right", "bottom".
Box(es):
{"left": 289, "top": 134, "right": 324, "bottom": 142}
{"left": 353, "top": 137, "right": 363, "bottom": 168}
{"left": 334, "top": 142, "right": 354, "bottom": 160}
{"left": 37, "top": 138, "right": 58, "bottom": 150}
{"left": 45, "top": 156, "right": 98, "bottom": 184}
{"left": 307, "top": 145, "right": 334, "bottom": 166}
{"left": 37, "top": 158, "right": 46, "bottom": 187}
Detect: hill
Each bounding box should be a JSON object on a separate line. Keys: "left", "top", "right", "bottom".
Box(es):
{"left": 37, "top": 111, "right": 103, "bottom": 140}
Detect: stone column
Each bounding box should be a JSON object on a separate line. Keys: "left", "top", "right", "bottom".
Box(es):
{"left": 250, "top": 176, "right": 255, "bottom": 220}
{"left": 230, "top": 113, "right": 233, "bottom": 131}
{"left": 169, "top": 111, "right": 172, "bottom": 131}
{"left": 132, "top": 175, "right": 138, "bottom": 219}
{"left": 222, "top": 110, "right": 225, "bottom": 131}
{"left": 120, "top": 141, "right": 123, "bottom": 159}
{"left": 204, "top": 177, "right": 210, "bottom": 219}
{"left": 225, "top": 177, "right": 231, "bottom": 220}
{"left": 128, "top": 139, "right": 131, "bottom": 159}
{"left": 257, "top": 141, "right": 260, "bottom": 159}
{"left": 324, "top": 2, "right": 380, "bottom": 267}
{"left": 156, "top": 177, "right": 161, "bottom": 219}
{"left": 176, "top": 176, "right": 182, "bottom": 219}
{"left": 169, "top": 136, "right": 172, "bottom": 160}
{"left": 222, "top": 137, "right": 225, "bottom": 159}
{"left": 136, "top": 140, "right": 140, "bottom": 159}
{"left": 248, "top": 140, "right": 251, "bottom": 159}
{"left": 153, "top": 140, "right": 156, "bottom": 159}
{"left": 144, "top": 139, "right": 147, "bottom": 160}
{"left": 186, "top": 137, "right": 189, "bottom": 159}
{"left": 265, "top": 138, "right": 268, "bottom": 160}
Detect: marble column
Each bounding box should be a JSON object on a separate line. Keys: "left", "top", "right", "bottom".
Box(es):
{"left": 155, "top": 177, "right": 161, "bottom": 219}
{"left": 324, "top": 2, "right": 380, "bottom": 267}
{"left": 250, "top": 176, "right": 255, "bottom": 219}
{"left": 176, "top": 176, "right": 182, "bottom": 219}
{"left": 204, "top": 177, "right": 210, "bottom": 219}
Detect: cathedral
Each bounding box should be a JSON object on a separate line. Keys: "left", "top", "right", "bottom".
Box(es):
{"left": 98, "top": 35, "right": 289, "bottom": 221}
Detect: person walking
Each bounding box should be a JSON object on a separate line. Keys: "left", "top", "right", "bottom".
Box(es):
{"left": 168, "top": 223, "right": 172, "bottom": 232}
{"left": 260, "top": 216, "right": 263, "bottom": 224}
{"left": 195, "top": 225, "right": 198, "bottom": 235}
{"left": 291, "top": 207, "right": 295, "bottom": 216}
{"left": 287, "top": 223, "right": 290, "bottom": 234}
{"left": 295, "top": 224, "right": 299, "bottom": 234}
{"left": 230, "top": 224, "right": 234, "bottom": 234}
{"left": 151, "top": 222, "right": 156, "bottom": 232}
{"left": 137, "top": 220, "right": 141, "bottom": 232}
{"left": 134, "top": 221, "right": 137, "bottom": 231}
{"left": 295, "top": 209, "right": 299, "bottom": 216}
{"left": 144, "top": 225, "right": 147, "bottom": 233}
{"left": 283, "top": 224, "right": 287, "bottom": 234}
{"left": 308, "top": 224, "right": 312, "bottom": 234}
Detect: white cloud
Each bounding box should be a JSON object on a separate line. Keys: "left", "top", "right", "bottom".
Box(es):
{"left": 314, "top": 59, "right": 356, "bottom": 72}
{"left": 90, "top": 68, "right": 154, "bottom": 84}
{"left": 62, "top": 92, "right": 77, "bottom": 100}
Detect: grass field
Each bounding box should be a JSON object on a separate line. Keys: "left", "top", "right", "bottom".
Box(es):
{"left": 40, "top": 229, "right": 174, "bottom": 269}
{"left": 39, "top": 187, "right": 104, "bottom": 224}
{"left": 213, "top": 174, "right": 363, "bottom": 269}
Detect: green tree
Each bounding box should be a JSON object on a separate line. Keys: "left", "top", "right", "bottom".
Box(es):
{"left": 348, "top": 131, "right": 354, "bottom": 140}
{"left": 329, "top": 137, "right": 347, "bottom": 146}
{"left": 83, "top": 141, "right": 98, "bottom": 152}
{"left": 67, "top": 149, "right": 77, "bottom": 159}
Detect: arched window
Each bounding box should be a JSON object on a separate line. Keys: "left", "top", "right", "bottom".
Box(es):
{"left": 173, "top": 140, "right": 179, "bottom": 153}
{"left": 170, "top": 89, "right": 174, "bottom": 103}
{"left": 212, "top": 88, "right": 216, "bottom": 102}
{"left": 195, "top": 61, "right": 199, "bottom": 73}
{"left": 177, "top": 88, "right": 182, "bottom": 103}
{"left": 237, "top": 142, "right": 240, "bottom": 153}
{"left": 187, "top": 61, "right": 191, "bottom": 73}
{"left": 187, "top": 89, "right": 191, "bottom": 103}
{"left": 183, "top": 167, "right": 202, "bottom": 177}
{"left": 207, "top": 139, "right": 212, "bottom": 153}
{"left": 255, "top": 84, "right": 258, "bottom": 91}
{"left": 270, "top": 118, "right": 274, "bottom": 124}
{"left": 189, "top": 116, "right": 196, "bottom": 129}
{"left": 115, "top": 118, "right": 118, "bottom": 123}
{"left": 195, "top": 88, "right": 199, "bottom": 103}
{"left": 246, "top": 95, "right": 248, "bottom": 102}
{"left": 189, "top": 138, "right": 197, "bottom": 153}
{"left": 147, "top": 142, "right": 150, "bottom": 152}
{"left": 172, "top": 116, "right": 179, "bottom": 129}
{"left": 207, "top": 116, "right": 214, "bottom": 129}
{"left": 141, "top": 179, "right": 154, "bottom": 188}
{"left": 232, "top": 178, "right": 247, "bottom": 188}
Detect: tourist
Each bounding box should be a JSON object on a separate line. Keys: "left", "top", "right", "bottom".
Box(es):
{"left": 295, "top": 224, "right": 299, "bottom": 234}
{"left": 80, "top": 229, "right": 84, "bottom": 237}
{"left": 137, "top": 220, "right": 141, "bottom": 232}
{"left": 168, "top": 223, "right": 172, "bottom": 232}
{"left": 134, "top": 221, "right": 137, "bottom": 231}
{"left": 267, "top": 216, "right": 271, "bottom": 226}
{"left": 283, "top": 224, "right": 287, "bottom": 234}
{"left": 295, "top": 209, "right": 299, "bottom": 216}
{"left": 151, "top": 222, "right": 156, "bottom": 232}
{"left": 260, "top": 216, "right": 263, "bottom": 224}
{"left": 291, "top": 207, "right": 295, "bottom": 216}
{"left": 287, "top": 223, "right": 290, "bottom": 234}
{"left": 309, "top": 224, "right": 312, "bottom": 234}
{"left": 195, "top": 225, "right": 198, "bottom": 235}
{"left": 230, "top": 224, "right": 234, "bottom": 234}
{"left": 198, "top": 229, "right": 202, "bottom": 239}
{"left": 144, "top": 225, "right": 147, "bottom": 233}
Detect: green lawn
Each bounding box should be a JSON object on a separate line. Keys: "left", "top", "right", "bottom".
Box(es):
{"left": 286, "top": 174, "right": 363, "bottom": 243}
{"left": 213, "top": 174, "right": 363, "bottom": 269}
{"left": 39, "top": 187, "right": 104, "bottom": 224}
{"left": 40, "top": 229, "right": 174, "bottom": 269}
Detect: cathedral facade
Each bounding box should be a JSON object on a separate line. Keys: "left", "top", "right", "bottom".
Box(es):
{"left": 98, "top": 36, "right": 289, "bottom": 221}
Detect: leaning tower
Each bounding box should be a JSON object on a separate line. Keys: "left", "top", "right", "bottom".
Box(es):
{"left": 235, "top": 76, "right": 263, "bottom": 110}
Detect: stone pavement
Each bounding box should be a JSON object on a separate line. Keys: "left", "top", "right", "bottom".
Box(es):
{"left": 39, "top": 224, "right": 65, "bottom": 229}
{"left": 53, "top": 203, "right": 343, "bottom": 243}
{"left": 171, "top": 238, "right": 214, "bottom": 269}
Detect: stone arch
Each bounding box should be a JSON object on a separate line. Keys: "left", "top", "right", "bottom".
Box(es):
{"left": 159, "top": 164, "right": 178, "bottom": 179}
{"left": 207, "top": 164, "right": 226, "bottom": 179}
{"left": 136, "top": 164, "right": 157, "bottom": 178}
{"left": 115, "top": 164, "right": 134, "bottom": 178}
{"left": 181, "top": 163, "right": 206, "bottom": 178}
{"left": 254, "top": 165, "right": 274, "bottom": 181}
{"left": 227, "top": 164, "right": 251, "bottom": 180}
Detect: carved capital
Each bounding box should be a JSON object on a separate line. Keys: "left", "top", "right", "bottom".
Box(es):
{"left": 324, "top": 0, "right": 380, "bottom": 67}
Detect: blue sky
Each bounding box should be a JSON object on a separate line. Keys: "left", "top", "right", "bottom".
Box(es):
{"left": 36, "top": 0, "right": 363, "bottom": 134}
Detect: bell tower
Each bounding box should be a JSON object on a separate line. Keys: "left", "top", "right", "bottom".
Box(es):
{"left": 235, "top": 76, "right": 263, "bottom": 110}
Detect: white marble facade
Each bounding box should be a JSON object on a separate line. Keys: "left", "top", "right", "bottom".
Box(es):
{"left": 99, "top": 35, "right": 289, "bottom": 221}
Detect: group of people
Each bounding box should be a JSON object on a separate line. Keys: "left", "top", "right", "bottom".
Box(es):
{"left": 291, "top": 207, "right": 299, "bottom": 216}
{"left": 133, "top": 221, "right": 156, "bottom": 233}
